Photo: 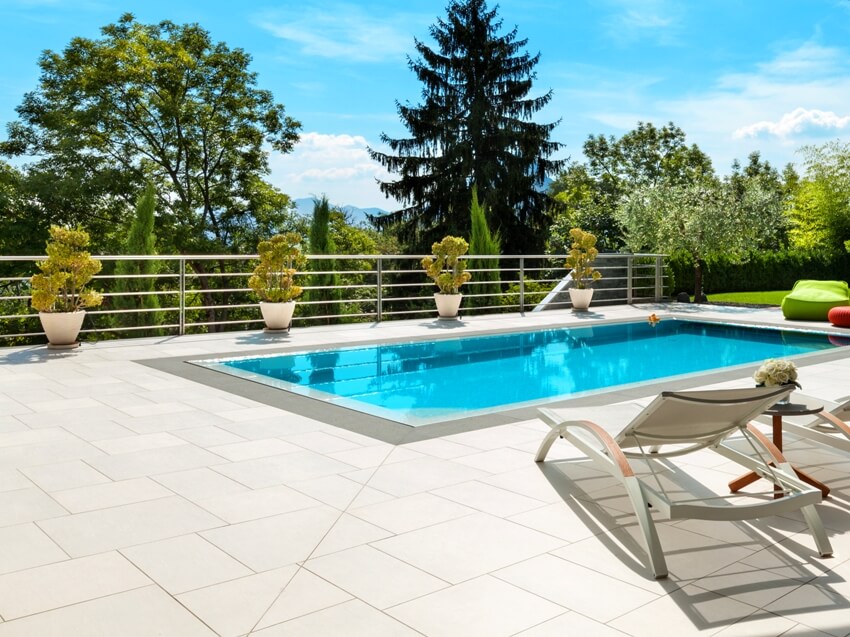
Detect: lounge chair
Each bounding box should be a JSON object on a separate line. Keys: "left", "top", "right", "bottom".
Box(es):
{"left": 766, "top": 392, "right": 850, "bottom": 455}
{"left": 781, "top": 280, "right": 850, "bottom": 321}
{"left": 535, "top": 387, "right": 832, "bottom": 579}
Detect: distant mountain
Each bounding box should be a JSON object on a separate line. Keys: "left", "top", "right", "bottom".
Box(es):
{"left": 293, "top": 198, "right": 388, "bottom": 227}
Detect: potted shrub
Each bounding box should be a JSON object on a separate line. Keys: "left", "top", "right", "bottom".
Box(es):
{"left": 248, "top": 232, "right": 307, "bottom": 331}
{"left": 421, "top": 235, "right": 472, "bottom": 318}
{"left": 30, "top": 226, "right": 103, "bottom": 349}
{"left": 564, "top": 227, "right": 602, "bottom": 311}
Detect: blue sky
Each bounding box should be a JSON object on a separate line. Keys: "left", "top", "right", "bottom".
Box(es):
{"left": 2, "top": 0, "right": 850, "bottom": 208}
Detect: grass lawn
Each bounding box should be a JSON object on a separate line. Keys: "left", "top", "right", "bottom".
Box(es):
{"left": 706, "top": 290, "right": 790, "bottom": 305}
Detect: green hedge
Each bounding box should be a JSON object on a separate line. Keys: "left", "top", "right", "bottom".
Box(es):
{"left": 667, "top": 250, "right": 850, "bottom": 295}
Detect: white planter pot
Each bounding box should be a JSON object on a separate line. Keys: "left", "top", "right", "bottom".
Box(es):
{"left": 569, "top": 288, "right": 594, "bottom": 311}
{"left": 434, "top": 293, "right": 463, "bottom": 318}
{"left": 39, "top": 311, "right": 85, "bottom": 349}
{"left": 260, "top": 301, "right": 295, "bottom": 331}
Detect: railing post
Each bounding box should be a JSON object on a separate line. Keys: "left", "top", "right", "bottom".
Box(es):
{"left": 654, "top": 256, "right": 663, "bottom": 301}
{"left": 376, "top": 257, "right": 383, "bottom": 323}
{"left": 626, "top": 255, "right": 633, "bottom": 304}
{"left": 179, "top": 257, "right": 186, "bottom": 335}
{"left": 519, "top": 257, "right": 525, "bottom": 313}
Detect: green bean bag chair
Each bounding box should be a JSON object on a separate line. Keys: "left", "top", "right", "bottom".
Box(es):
{"left": 781, "top": 280, "right": 850, "bottom": 320}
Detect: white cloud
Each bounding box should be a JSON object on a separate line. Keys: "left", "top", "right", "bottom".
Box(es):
{"left": 734, "top": 108, "right": 850, "bottom": 139}
{"left": 602, "top": 0, "right": 682, "bottom": 45}
{"left": 564, "top": 41, "right": 850, "bottom": 172}
{"left": 269, "top": 132, "right": 399, "bottom": 208}
{"left": 255, "top": 4, "right": 427, "bottom": 63}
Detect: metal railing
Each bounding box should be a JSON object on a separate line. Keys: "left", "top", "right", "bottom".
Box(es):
{"left": 0, "top": 253, "right": 667, "bottom": 345}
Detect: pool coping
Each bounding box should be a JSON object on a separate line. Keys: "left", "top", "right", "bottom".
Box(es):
{"left": 139, "top": 311, "right": 850, "bottom": 445}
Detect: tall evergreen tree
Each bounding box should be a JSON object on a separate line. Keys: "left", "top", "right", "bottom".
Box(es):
{"left": 113, "top": 182, "right": 163, "bottom": 332}
{"left": 369, "top": 0, "right": 563, "bottom": 254}
{"left": 468, "top": 186, "right": 501, "bottom": 308}
{"left": 308, "top": 195, "right": 340, "bottom": 321}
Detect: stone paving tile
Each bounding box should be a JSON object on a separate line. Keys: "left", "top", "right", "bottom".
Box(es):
{"left": 251, "top": 599, "right": 422, "bottom": 636}
{"left": 86, "top": 444, "right": 227, "bottom": 481}
{"left": 121, "top": 533, "right": 252, "bottom": 594}
{"left": 200, "top": 506, "right": 340, "bottom": 572}
{"left": 38, "top": 496, "right": 226, "bottom": 557}
{"left": 19, "top": 460, "right": 110, "bottom": 492}
{"left": 0, "top": 585, "right": 217, "bottom": 636}
{"left": 2, "top": 306, "right": 850, "bottom": 637}
{"left": 0, "top": 487, "right": 68, "bottom": 527}
{"left": 387, "top": 575, "right": 565, "bottom": 637}
{"left": 0, "top": 523, "right": 68, "bottom": 575}
{"left": 51, "top": 477, "right": 173, "bottom": 513}
{"left": 0, "top": 551, "right": 150, "bottom": 620}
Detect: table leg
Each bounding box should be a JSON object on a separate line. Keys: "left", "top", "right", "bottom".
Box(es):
{"left": 729, "top": 412, "right": 830, "bottom": 498}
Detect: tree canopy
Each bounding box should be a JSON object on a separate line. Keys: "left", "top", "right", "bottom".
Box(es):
{"left": 549, "top": 122, "right": 713, "bottom": 251}
{"left": 1, "top": 13, "right": 301, "bottom": 254}
{"left": 787, "top": 141, "right": 850, "bottom": 252}
{"left": 370, "top": 0, "right": 563, "bottom": 254}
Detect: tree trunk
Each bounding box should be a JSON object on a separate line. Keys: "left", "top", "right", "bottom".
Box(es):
{"left": 693, "top": 260, "right": 705, "bottom": 303}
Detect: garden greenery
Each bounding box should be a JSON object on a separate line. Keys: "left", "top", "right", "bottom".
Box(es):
{"left": 248, "top": 233, "right": 307, "bottom": 303}
{"left": 564, "top": 227, "right": 602, "bottom": 290}
{"left": 30, "top": 226, "right": 103, "bottom": 313}
{"left": 422, "top": 235, "right": 472, "bottom": 295}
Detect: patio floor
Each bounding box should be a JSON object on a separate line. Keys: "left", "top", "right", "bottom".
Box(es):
{"left": 2, "top": 303, "right": 850, "bottom": 636}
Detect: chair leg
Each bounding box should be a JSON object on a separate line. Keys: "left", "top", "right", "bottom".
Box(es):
{"left": 800, "top": 504, "right": 833, "bottom": 557}
{"left": 535, "top": 426, "right": 563, "bottom": 462}
{"left": 623, "top": 476, "right": 668, "bottom": 578}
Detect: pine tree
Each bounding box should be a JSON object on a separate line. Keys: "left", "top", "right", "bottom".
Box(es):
{"left": 308, "top": 195, "right": 340, "bottom": 322}
{"left": 469, "top": 186, "right": 501, "bottom": 308}
{"left": 113, "top": 182, "right": 162, "bottom": 332}
{"left": 369, "top": 0, "right": 563, "bottom": 254}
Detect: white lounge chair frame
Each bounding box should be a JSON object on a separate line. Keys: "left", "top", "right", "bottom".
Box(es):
{"left": 536, "top": 387, "right": 832, "bottom": 579}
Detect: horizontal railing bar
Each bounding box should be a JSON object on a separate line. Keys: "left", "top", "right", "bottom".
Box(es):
{"left": 1, "top": 251, "right": 668, "bottom": 344}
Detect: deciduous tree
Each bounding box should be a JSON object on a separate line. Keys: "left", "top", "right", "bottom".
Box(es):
{"left": 0, "top": 13, "right": 301, "bottom": 255}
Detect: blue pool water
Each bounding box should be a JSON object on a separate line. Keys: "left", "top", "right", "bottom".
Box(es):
{"left": 200, "top": 320, "right": 850, "bottom": 425}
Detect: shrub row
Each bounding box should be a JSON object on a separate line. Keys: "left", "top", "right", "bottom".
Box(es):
{"left": 667, "top": 250, "right": 850, "bottom": 295}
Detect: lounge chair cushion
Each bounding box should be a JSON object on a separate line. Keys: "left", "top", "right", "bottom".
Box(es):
{"left": 781, "top": 280, "right": 850, "bottom": 321}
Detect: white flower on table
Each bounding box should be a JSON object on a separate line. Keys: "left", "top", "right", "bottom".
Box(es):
{"left": 753, "top": 359, "right": 800, "bottom": 388}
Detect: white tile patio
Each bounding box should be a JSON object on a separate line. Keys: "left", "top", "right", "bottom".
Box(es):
{"left": 1, "top": 304, "right": 850, "bottom": 636}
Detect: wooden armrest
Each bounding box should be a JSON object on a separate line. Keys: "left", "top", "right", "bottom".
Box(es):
{"left": 746, "top": 422, "right": 788, "bottom": 464}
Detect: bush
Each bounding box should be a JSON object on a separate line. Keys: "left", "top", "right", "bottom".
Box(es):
{"left": 667, "top": 250, "right": 850, "bottom": 295}
{"left": 500, "top": 277, "right": 552, "bottom": 310}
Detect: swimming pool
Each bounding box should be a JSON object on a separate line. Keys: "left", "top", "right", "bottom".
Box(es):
{"left": 197, "top": 319, "right": 850, "bottom": 426}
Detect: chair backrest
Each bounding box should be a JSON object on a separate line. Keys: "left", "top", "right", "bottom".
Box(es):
{"left": 617, "top": 386, "right": 791, "bottom": 449}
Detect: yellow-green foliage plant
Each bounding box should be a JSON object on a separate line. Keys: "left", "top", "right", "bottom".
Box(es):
{"left": 31, "top": 226, "right": 103, "bottom": 313}
{"left": 564, "top": 227, "right": 602, "bottom": 289}
{"left": 421, "top": 235, "right": 472, "bottom": 294}
{"left": 248, "top": 232, "right": 308, "bottom": 302}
